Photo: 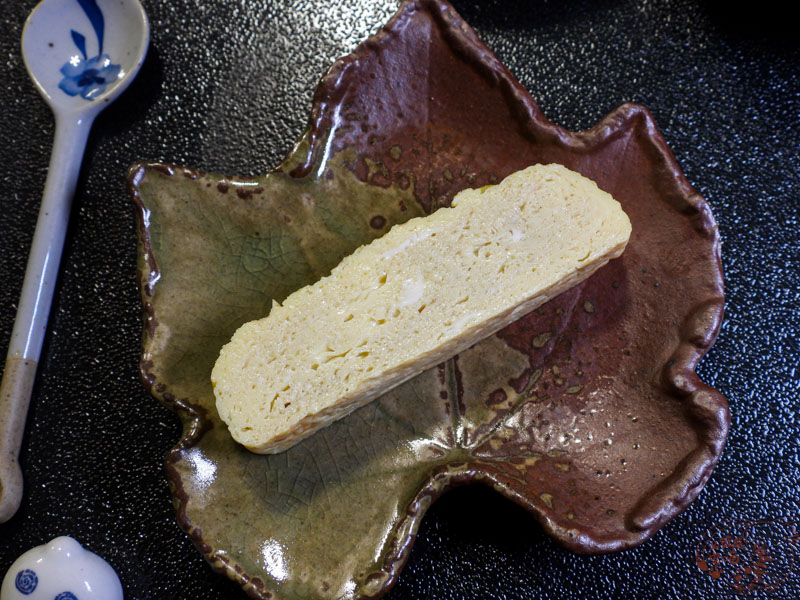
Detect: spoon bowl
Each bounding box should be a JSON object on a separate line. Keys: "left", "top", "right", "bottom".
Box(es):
{"left": 22, "top": 0, "right": 149, "bottom": 115}
{"left": 0, "top": 0, "right": 148, "bottom": 523}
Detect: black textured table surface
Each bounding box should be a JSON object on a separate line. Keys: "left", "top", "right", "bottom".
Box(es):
{"left": 1, "top": 1, "right": 798, "bottom": 599}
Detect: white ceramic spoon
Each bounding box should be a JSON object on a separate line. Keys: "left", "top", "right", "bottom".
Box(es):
{"left": 0, "top": 0, "right": 149, "bottom": 523}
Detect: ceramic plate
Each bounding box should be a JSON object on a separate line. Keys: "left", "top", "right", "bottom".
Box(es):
{"left": 129, "top": 1, "right": 727, "bottom": 598}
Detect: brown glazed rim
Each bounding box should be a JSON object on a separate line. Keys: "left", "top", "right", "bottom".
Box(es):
{"left": 128, "top": 0, "right": 727, "bottom": 598}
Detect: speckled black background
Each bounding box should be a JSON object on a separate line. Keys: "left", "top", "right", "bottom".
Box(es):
{"left": 1, "top": 1, "right": 798, "bottom": 598}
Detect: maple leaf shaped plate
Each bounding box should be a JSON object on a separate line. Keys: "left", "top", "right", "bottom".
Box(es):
{"left": 128, "top": 0, "right": 727, "bottom": 598}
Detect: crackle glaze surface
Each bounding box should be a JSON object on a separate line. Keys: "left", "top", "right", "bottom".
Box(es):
{"left": 129, "top": 1, "right": 726, "bottom": 598}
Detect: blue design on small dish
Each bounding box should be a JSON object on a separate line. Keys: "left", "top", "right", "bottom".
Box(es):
{"left": 57, "top": 0, "right": 120, "bottom": 100}
{"left": 14, "top": 569, "right": 38, "bottom": 595}
{"left": 54, "top": 593, "right": 79, "bottom": 600}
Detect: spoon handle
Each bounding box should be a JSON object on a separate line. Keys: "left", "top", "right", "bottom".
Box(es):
{"left": 0, "top": 114, "right": 93, "bottom": 523}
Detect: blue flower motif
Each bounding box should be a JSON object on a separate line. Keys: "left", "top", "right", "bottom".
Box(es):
{"left": 55, "top": 592, "right": 79, "bottom": 600}
{"left": 57, "top": 0, "right": 119, "bottom": 102}
{"left": 14, "top": 569, "right": 38, "bottom": 594}
{"left": 58, "top": 53, "right": 121, "bottom": 100}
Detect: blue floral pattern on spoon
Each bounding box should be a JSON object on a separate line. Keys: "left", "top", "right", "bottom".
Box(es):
{"left": 57, "top": 0, "right": 120, "bottom": 100}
